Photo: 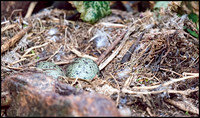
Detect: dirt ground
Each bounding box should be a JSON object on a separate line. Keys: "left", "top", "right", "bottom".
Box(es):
{"left": 1, "top": 1, "right": 199, "bottom": 117}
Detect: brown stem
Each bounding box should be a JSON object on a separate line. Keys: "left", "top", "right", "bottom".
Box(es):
{"left": 96, "top": 31, "right": 127, "bottom": 65}
{"left": 1, "top": 23, "right": 32, "bottom": 54}
{"left": 121, "top": 31, "right": 145, "bottom": 63}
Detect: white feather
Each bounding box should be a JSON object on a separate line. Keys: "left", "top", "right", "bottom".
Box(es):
{"left": 48, "top": 28, "right": 59, "bottom": 35}
{"left": 90, "top": 29, "right": 111, "bottom": 48}
{"left": 117, "top": 67, "right": 131, "bottom": 79}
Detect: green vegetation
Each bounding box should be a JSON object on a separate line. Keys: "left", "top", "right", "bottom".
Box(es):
{"left": 73, "top": 1, "right": 111, "bottom": 24}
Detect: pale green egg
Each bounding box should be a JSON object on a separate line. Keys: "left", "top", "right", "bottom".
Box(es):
{"left": 36, "top": 61, "right": 65, "bottom": 79}
{"left": 66, "top": 57, "right": 99, "bottom": 80}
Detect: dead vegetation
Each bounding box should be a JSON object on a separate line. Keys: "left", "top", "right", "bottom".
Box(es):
{"left": 1, "top": 5, "right": 199, "bottom": 117}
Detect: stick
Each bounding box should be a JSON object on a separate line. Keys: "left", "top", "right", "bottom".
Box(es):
{"left": 69, "top": 47, "right": 98, "bottom": 61}
{"left": 99, "top": 22, "right": 127, "bottom": 28}
{"left": 121, "top": 31, "right": 145, "bottom": 63}
{"left": 110, "top": 73, "right": 120, "bottom": 107}
{"left": 160, "top": 67, "right": 183, "bottom": 77}
{"left": 1, "top": 24, "right": 18, "bottom": 33}
{"left": 96, "top": 31, "right": 127, "bottom": 65}
{"left": 182, "top": 30, "right": 199, "bottom": 47}
{"left": 99, "top": 39, "right": 126, "bottom": 70}
{"left": 20, "top": 55, "right": 51, "bottom": 67}
{"left": 122, "top": 87, "right": 198, "bottom": 95}
{"left": 25, "top": 2, "right": 38, "bottom": 18}
{"left": 1, "top": 23, "right": 32, "bottom": 54}
{"left": 123, "top": 74, "right": 199, "bottom": 91}
{"left": 164, "top": 98, "right": 199, "bottom": 115}
{"left": 98, "top": 25, "right": 137, "bottom": 70}
{"left": 47, "top": 45, "right": 63, "bottom": 61}
{"left": 22, "top": 42, "right": 49, "bottom": 58}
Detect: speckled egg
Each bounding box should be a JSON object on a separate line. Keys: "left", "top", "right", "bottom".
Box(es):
{"left": 36, "top": 61, "right": 65, "bottom": 79}
{"left": 66, "top": 57, "right": 99, "bottom": 80}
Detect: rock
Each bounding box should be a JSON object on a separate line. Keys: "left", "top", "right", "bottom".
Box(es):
{"left": 1, "top": 72, "right": 121, "bottom": 116}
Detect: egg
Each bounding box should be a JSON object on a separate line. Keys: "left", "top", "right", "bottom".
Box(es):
{"left": 36, "top": 61, "right": 65, "bottom": 79}
{"left": 66, "top": 57, "right": 100, "bottom": 80}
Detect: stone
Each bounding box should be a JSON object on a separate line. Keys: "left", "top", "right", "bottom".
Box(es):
{"left": 1, "top": 72, "right": 121, "bottom": 116}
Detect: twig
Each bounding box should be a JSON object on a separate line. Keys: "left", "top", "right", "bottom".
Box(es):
{"left": 98, "top": 39, "right": 126, "bottom": 70}
{"left": 71, "top": 77, "right": 79, "bottom": 86}
{"left": 97, "top": 14, "right": 152, "bottom": 68}
{"left": 189, "top": 56, "right": 199, "bottom": 67}
{"left": 121, "top": 31, "right": 145, "bottom": 63}
{"left": 146, "top": 107, "right": 155, "bottom": 117}
{"left": 11, "top": 43, "right": 49, "bottom": 66}
{"left": 143, "top": 30, "right": 177, "bottom": 38}
{"left": 8, "top": 9, "right": 22, "bottom": 20}
{"left": 125, "top": 74, "right": 199, "bottom": 90}
{"left": 183, "top": 72, "right": 199, "bottom": 76}
{"left": 54, "top": 61, "right": 72, "bottom": 65}
{"left": 11, "top": 58, "right": 26, "bottom": 65}
{"left": 160, "top": 34, "right": 171, "bottom": 64}
{"left": 98, "top": 25, "right": 137, "bottom": 70}
{"left": 69, "top": 47, "right": 98, "bottom": 61}
{"left": 1, "top": 23, "right": 32, "bottom": 54}
{"left": 1, "top": 23, "right": 18, "bottom": 33}
{"left": 6, "top": 66, "right": 23, "bottom": 70}
{"left": 67, "top": 77, "right": 94, "bottom": 86}
{"left": 160, "top": 68, "right": 183, "bottom": 77}
{"left": 20, "top": 55, "right": 51, "bottom": 67}
{"left": 160, "top": 30, "right": 178, "bottom": 64}
{"left": 164, "top": 98, "right": 199, "bottom": 115}
{"left": 47, "top": 45, "right": 63, "bottom": 61}
{"left": 21, "top": 42, "right": 49, "bottom": 58}
{"left": 25, "top": 2, "right": 38, "bottom": 18}
{"left": 123, "top": 75, "right": 134, "bottom": 87}
{"left": 99, "top": 22, "right": 127, "bottom": 28}
{"left": 96, "top": 31, "right": 127, "bottom": 65}
{"left": 179, "top": 30, "right": 199, "bottom": 47}
{"left": 165, "top": 87, "right": 198, "bottom": 95}
{"left": 162, "top": 74, "right": 198, "bottom": 87}
{"left": 1, "top": 21, "right": 9, "bottom": 25}
{"left": 110, "top": 73, "right": 120, "bottom": 107}
{"left": 22, "top": 53, "right": 35, "bottom": 58}
{"left": 122, "top": 86, "right": 198, "bottom": 95}
{"left": 182, "top": 30, "right": 199, "bottom": 47}
{"left": 130, "top": 41, "right": 152, "bottom": 69}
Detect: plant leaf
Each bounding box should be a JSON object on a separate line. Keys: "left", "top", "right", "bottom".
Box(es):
{"left": 73, "top": 1, "right": 111, "bottom": 24}
{"left": 188, "top": 13, "right": 199, "bottom": 23}
{"left": 187, "top": 28, "right": 199, "bottom": 38}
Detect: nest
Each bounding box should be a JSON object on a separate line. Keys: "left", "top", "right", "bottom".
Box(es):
{"left": 1, "top": 8, "right": 199, "bottom": 117}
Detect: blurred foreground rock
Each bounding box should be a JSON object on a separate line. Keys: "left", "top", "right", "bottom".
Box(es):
{"left": 1, "top": 72, "right": 121, "bottom": 116}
